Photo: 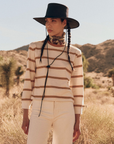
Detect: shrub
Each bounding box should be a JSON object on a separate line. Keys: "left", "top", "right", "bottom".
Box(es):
{"left": 82, "top": 53, "right": 89, "bottom": 73}
{"left": 15, "top": 66, "right": 24, "bottom": 85}
{"left": 84, "top": 76, "right": 99, "bottom": 89}
{"left": 0, "top": 58, "right": 16, "bottom": 96}
{"left": 107, "top": 68, "right": 114, "bottom": 86}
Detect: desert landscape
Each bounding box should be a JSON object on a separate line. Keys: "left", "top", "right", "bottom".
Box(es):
{"left": 0, "top": 39, "right": 114, "bottom": 144}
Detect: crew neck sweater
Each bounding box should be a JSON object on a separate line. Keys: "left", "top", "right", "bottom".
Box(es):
{"left": 22, "top": 40, "right": 84, "bottom": 114}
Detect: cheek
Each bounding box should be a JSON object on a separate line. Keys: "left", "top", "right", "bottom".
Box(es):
{"left": 55, "top": 24, "right": 62, "bottom": 31}
{"left": 45, "top": 24, "right": 48, "bottom": 29}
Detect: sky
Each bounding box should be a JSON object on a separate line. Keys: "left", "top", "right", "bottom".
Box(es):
{"left": 0, "top": 0, "right": 114, "bottom": 51}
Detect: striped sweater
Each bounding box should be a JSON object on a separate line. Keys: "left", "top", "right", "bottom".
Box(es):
{"left": 22, "top": 40, "right": 84, "bottom": 114}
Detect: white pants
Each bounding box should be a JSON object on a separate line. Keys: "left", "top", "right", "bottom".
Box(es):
{"left": 27, "top": 99, "right": 75, "bottom": 144}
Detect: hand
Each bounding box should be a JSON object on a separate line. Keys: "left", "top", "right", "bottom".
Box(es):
{"left": 73, "top": 120, "right": 81, "bottom": 143}
{"left": 21, "top": 118, "right": 30, "bottom": 135}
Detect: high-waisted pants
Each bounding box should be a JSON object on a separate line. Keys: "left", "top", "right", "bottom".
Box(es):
{"left": 27, "top": 99, "right": 75, "bottom": 144}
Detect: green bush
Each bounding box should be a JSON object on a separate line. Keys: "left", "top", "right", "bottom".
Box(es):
{"left": 82, "top": 53, "right": 89, "bottom": 73}
{"left": 0, "top": 56, "right": 3, "bottom": 61}
{"left": 84, "top": 76, "right": 99, "bottom": 89}
{"left": 107, "top": 68, "right": 114, "bottom": 77}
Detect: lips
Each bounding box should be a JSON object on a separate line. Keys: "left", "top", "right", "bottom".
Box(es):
{"left": 48, "top": 29, "right": 52, "bottom": 33}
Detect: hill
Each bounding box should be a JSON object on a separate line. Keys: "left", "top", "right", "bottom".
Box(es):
{"left": 14, "top": 45, "right": 29, "bottom": 51}
{"left": 0, "top": 39, "right": 114, "bottom": 74}
{"left": 73, "top": 39, "right": 114, "bottom": 74}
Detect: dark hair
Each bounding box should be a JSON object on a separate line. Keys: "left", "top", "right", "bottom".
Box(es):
{"left": 40, "top": 19, "right": 73, "bottom": 71}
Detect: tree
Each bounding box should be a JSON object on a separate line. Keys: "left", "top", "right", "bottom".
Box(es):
{"left": 15, "top": 66, "right": 24, "bottom": 85}
{"left": 82, "top": 53, "right": 89, "bottom": 73}
{"left": 0, "top": 58, "right": 16, "bottom": 96}
{"left": 0, "top": 55, "right": 3, "bottom": 61}
{"left": 107, "top": 68, "right": 114, "bottom": 86}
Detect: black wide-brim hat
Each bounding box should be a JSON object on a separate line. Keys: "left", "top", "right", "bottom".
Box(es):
{"left": 33, "top": 3, "right": 80, "bottom": 29}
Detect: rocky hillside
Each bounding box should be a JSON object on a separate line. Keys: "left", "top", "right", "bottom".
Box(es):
{"left": 0, "top": 39, "right": 114, "bottom": 75}
{"left": 73, "top": 39, "right": 114, "bottom": 74}
{"left": 14, "top": 45, "right": 29, "bottom": 51}
{"left": 0, "top": 50, "right": 27, "bottom": 70}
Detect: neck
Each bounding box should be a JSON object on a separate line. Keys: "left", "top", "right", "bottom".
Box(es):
{"left": 49, "top": 32, "right": 65, "bottom": 45}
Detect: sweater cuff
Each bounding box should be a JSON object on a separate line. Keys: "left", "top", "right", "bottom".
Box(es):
{"left": 22, "top": 101, "right": 32, "bottom": 109}
{"left": 74, "top": 106, "right": 83, "bottom": 115}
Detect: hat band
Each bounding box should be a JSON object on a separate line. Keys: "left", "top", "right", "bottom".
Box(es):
{"left": 45, "top": 12, "right": 68, "bottom": 18}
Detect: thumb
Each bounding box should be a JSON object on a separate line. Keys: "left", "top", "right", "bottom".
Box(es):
{"left": 73, "top": 129, "right": 76, "bottom": 137}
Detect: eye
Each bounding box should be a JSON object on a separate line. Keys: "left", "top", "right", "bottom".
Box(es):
{"left": 45, "top": 19, "right": 48, "bottom": 23}
{"left": 52, "top": 19, "right": 56, "bottom": 22}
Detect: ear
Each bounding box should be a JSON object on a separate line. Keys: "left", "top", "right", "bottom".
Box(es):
{"left": 63, "top": 19, "right": 67, "bottom": 28}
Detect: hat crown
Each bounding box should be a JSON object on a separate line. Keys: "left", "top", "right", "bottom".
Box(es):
{"left": 45, "top": 3, "right": 68, "bottom": 18}
{"left": 33, "top": 3, "right": 80, "bottom": 29}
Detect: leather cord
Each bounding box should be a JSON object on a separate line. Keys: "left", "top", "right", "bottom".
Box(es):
{"left": 38, "top": 42, "right": 66, "bottom": 117}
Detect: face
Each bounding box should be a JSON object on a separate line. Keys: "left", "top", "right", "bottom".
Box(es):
{"left": 45, "top": 18, "right": 67, "bottom": 36}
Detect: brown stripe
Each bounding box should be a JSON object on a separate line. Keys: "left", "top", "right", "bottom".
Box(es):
{"left": 33, "top": 86, "right": 70, "bottom": 89}
{"left": 35, "top": 56, "right": 73, "bottom": 63}
{"left": 22, "top": 98, "right": 32, "bottom": 101}
{"left": 27, "top": 58, "right": 35, "bottom": 62}
{"left": 77, "top": 54, "right": 82, "bottom": 58}
{"left": 35, "top": 76, "right": 69, "bottom": 81}
{"left": 36, "top": 66, "right": 46, "bottom": 69}
{"left": 24, "top": 79, "right": 35, "bottom": 82}
{"left": 50, "top": 67, "right": 71, "bottom": 74}
{"left": 34, "top": 47, "right": 78, "bottom": 56}
{"left": 26, "top": 68, "right": 36, "bottom": 72}
{"left": 74, "top": 95, "right": 83, "bottom": 97}
{"left": 31, "top": 95, "right": 74, "bottom": 100}
{"left": 74, "top": 65, "right": 82, "bottom": 68}
{"left": 70, "top": 52, "right": 78, "bottom": 56}
{"left": 23, "top": 89, "right": 32, "bottom": 91}
{"left": 29, "top": 45, "right": 80, "bottom": 57}
{"left": 29, "top": 47, "right": 35, "bottom": 51}
{"left": 74, "top": 105, "right": 85, "bottom": 107}
{"left": 36, "top": 66, "right": 71, "bottom": 74}
{"left": 71, "top": 75, "right": 83, "bottom": 78}
{"left": 70, "top": 85, "right": 83, "bottom": 88}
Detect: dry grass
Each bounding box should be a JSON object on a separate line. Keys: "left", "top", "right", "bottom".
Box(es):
{"left": 74, "top": 88, "right": 114, "bottom": 144}
{"left": 0, "top": 80, "right": 114, "bottom": 144}
{"left": 0, "top": 97, "right": 27, "bottom": 144}
{"left": 74, "top": 104, "right": 114, "bottom": 144}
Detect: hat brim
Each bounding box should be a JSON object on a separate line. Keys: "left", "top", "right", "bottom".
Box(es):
{"left": 33, "top": 17, "right": 80, "bottom": 29}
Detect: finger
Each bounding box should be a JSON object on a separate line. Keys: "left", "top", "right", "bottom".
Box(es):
{"left": 25, "top": 122, "right": 30, "bottom": 135}
{"left": 26, "top": 124, "right": 29, "bottom": 135}
{"left": 21, "top": 125, "right": 25, "bottom": 131}
{"left": 73, "top": 131, "right": 81, "bottom": 142}
{"left": 73, "top": 131, "right": 75, "bottom": 137}
{"left": 22, "top": 127, "right": 27, "bottom": 134}
{"left": 73, "top": 133, "right": 80, "bottom": 142}
{"left": 22, "top": 124, "right": 28, "bottom": 134}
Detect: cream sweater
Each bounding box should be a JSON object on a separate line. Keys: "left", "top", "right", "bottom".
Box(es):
{"left": 22, "top": 40, "right": 84, "bottom": 114}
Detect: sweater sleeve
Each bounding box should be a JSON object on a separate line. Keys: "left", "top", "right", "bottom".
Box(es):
{"left": 70, "top": 50, "right": 84, "bottom": 114}
{"left": 21, "top": 42, "right": 36, "bottom": 109}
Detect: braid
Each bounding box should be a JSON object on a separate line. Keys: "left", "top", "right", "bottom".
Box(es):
{"left": 40, "top": 35, "right": 49, "bottom": 62}
{"left": 67, "top": 23, "right": 73, "bottom": 71}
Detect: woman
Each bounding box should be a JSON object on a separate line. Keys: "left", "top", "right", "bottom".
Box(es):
{"left": 21, "top": 3, "right": 84, "bottom": 144}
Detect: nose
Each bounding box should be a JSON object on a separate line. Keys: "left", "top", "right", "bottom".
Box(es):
{"left": 45, "top": 21, "right": 51, "bottom": 28}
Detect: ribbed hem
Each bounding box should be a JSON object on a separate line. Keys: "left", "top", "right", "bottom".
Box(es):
{"left": 74, "top": 107, "right": 83, "bottom": 115}
{"left": 22, "top": 101, "right": 31, "bottom": 109}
